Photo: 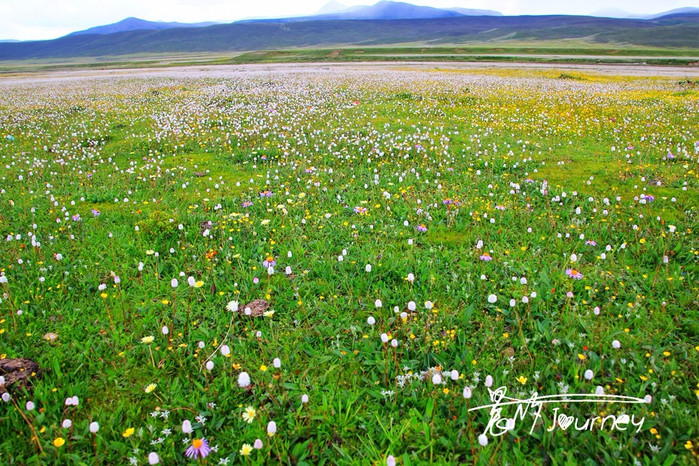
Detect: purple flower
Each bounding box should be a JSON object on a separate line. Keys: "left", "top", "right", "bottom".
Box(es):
{"left": 242, "top": 201, "right": 253, "bottom": 208}
{"left": 479, "top": 253, "right": 493, "bottom": 261}
{"left": 262, "top": 257, "right": 276, "bottom": 269}
{"left": 585, "top": 240, "right": 597, "bottom": 246}
{"left": 565, "top": 269, "right": 583, "bottom": 279}
{"left": 185, "top": 438, "right": 211, "bottom": 460}
{"left": 71, "top": 214, "right": 81, "bottom": 222}
{"left": 91, "top": 209, "right": 100, "bottom": 217}
{"left": 353, "top": 206, "right": 367, "bottom": 215}
{"left": 259, "top": 190, "right": 274, "bottom": 198}
{"left": 417, "top": 225, "right": 427, "bottom": 232}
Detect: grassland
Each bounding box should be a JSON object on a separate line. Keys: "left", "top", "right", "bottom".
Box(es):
{"left": 0, "top": 64, "right": 697, "bottom": 465}
{"left": 1, "top": 44, "right": 699, "bottom": 74}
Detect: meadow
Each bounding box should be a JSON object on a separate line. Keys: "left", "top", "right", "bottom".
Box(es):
{"left": 0, "top": 64, "right": 697, "bottom": 465}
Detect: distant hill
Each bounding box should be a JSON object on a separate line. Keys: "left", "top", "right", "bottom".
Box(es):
{"left": 67, "top": 17, "right": 218, "bottom": 36}
{"left": 1, "top": 9, "right": 698, "bottom": 60}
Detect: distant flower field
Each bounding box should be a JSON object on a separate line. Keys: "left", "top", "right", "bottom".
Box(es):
{"left": 0, "top": 65, "right": 697, "bottom": 464}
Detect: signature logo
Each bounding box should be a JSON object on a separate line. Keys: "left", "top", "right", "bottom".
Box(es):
{"left": 469, "top": 386, "right": 650, "bottom": 438}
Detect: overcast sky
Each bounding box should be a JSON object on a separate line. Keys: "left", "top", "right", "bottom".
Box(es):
{"left": 2, "top": 0, "right": 698, "bottom": 41}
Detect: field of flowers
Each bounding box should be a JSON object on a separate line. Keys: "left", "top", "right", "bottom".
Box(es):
{"left": 0, "top": 65, "right": 697, "bottom": 465}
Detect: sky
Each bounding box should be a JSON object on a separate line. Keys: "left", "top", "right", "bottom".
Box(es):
{"left": 1, "top": 0, "right": 698, "bottom": 41}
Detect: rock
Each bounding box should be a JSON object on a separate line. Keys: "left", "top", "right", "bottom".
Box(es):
{"left": 241, "top": 299, "right": 270, "bottom": 317}
{"left": 0, "top": 358, "right": 41, "bottom": 394}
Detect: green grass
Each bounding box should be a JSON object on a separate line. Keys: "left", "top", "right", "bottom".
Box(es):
{"left": 0, "top": 65, "right": 697, "bottom": 465}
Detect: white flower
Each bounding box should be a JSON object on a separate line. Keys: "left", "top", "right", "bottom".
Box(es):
{"left": 301, "top": 394, "right": 309, "bottom": 403}
{"left": 381, "top": 333, "right": 389, "bottom": 343}
{"left": 595, "top": 386, "right": 605, "bottom": 395}
{"left": 162, "top": 326, "right": 169, "bottom": 335}
{"left": 267, "top": 421, "right": 277, "bottom": 436}
{"left": 62, "top": 419, "right": 72, "bottom": 429}
{"left": 584, "top": 370, "right": 594, "bottom": 381}
{"left": 612, "top": 340, "right": 621, "bottom": 349}
{"left": 367, "top": 316, "right": 376, "bottom": 326}
{"left": 407, "top": 301, "right": 416, "bottom": 311}
{"left": 254, "top": 439, "right": 263, "bottom": 449}
{"left": 238, "top": 372, "right": 251, "bottom": 388}
{"left": 273, "top": 358, "right": 281, "bottom": 368}
{"left": 463, "top": 387, "right": 472, "bottom": 399}
{"left": 391, "top": 339, "right": 398, "bottom": 347}
{"left": 485, "top": 375, "right": 493, "bottom": 388}
{"left": 187, "top": 276, "right": 196, "bottom": 287}
{"left": 170, "top": 278, "right": 178, "bottom": 288}
{"left": 148, "top": 452, "right": 160, "bottom": 465}
{"left": 1, "top": 393, "right": 9, "bottom": 402}
{"left": 407, "top": 273, "right": 415, "bottom": 283}
{"left": 365, "top": 264, "right": 372, "bottom": 272}
{"left": 182, "top": 420, "right": 192, "bottom": 434}
{"left": 432, "top": 373, "right": 442, "bottom": 385}
{"left": 424, "top": 301, "right": 433, "bottom": 310}
{"left": 387, "top": 455, "right": 396, "bottom": 466}
{"left": 450, "top": 370, "right": 459, "bottom": 381}
{"left": 487, "top": 294, "right": 497, "bottom": 304}
{"left": 375, "top": 299, "right": 382, "bottom": 308}
{"left": 478, "top": 434, "right": 488, "bottom": 446}
{"left": 206, "top": 361, "right": 214, "bottom": 371}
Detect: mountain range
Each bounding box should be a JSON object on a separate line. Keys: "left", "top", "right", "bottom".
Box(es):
{"left": 1, "top": 1, "right": 698, "bottom": 61}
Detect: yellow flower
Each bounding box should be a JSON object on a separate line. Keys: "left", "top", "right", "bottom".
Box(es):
{"left": 122, "top": 427, "right": 135, "bottom": 438}
{"left": 53, "top": 437, "right": 65, "bottom": 447}
{"left": 242, "top": 406, "right": 257, "bottom": 423}
{"left": 260, "top": 364, "right": 268, "bottom": 372}
{"left": 141, "top": 336, "right": 154, "bottom": 344}
{"left": 194, "top": 281, "right": 204, "bottom": 288}
{"left": 685, "top": 440, "right": 694, "bottom": 450}
{"left": 240, "top": 443, "right": 253, "bottom": 456}
{"left": 145, "top": 383, "right": 157, "bottom": 393}
{"left": 516, "top": 375, "right": 527, "bottom": 385}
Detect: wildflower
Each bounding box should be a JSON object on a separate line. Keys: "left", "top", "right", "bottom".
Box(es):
{"left": 612, "top": 340, "right": 621, "bottom": 349}
{"left": 53, "top": 437, "right": 65, "bottom": 447}
{"left": 262, "top": 257, "right": 276, "bottom": 268}
{"left": 242, "top": 406, "right": 257, "bottom": 423}
{"left": 148, "top": 452, "right": 160, "bottom": 464}
{"left": 367, "top": 316, "right": 376, "bottom": 326}
{"left": 254, "top": 439, "right": 263, "bottom": 449}
{"left": 365, "top": 264, "right": 372, "bottom": 272}
{"left": 565, "top": 269, "right": 583, "bottom": 279}
{"left": 479, "top": 253, "right": 493, "bottom": 261}
{"left": 226, "top": 300, "right": 239, "bottom": 312}
{"left": 182, "top": 420, "right": 192, "bottom": 434}
{"left": 487, "top": 294, "right": 497, "bottom": 304}
{"left": 301, "top": 394, "right": 309, "bottom": 403}
{"left": 353, "top": 206, "right": 368, "bottom": 215}
{"left": 485, "top": 375, "right": 493, "bottom": 387}
{"left": 273, "top": 358, "right": 281, "bottom": 368}
{"left": 267, "top": 421, "right": 277, "bottom": 436}
{"left": 26, "top": 401, "right": 35, "bottom": 410}
{"left": 242, "top": 201, "right": 253, "bottom": 207}
{"left": 432, "top": 373, "right": 442, "bottom": 385}
{"left": 463, "top": 387, "right": 472, "bottom": 399}
{"left": 516, "top": 375, "right": 527, "bottom": 385}
{"left": 206, "top": 361, "right": 214, "bottom": 371}
{"left": 417, "top": 224, "right": 427, "bottom": 232}
{"left": 89, "top": 422, "right": 100, "bottom": 433}
{"left": 185, "top": 438, "right": 211, "bottom": 459}
{"left": 62, "top": 419, "right": 72, "bottom": 429}
{"left": 584, "top": 370, "right": 594, "bottom": 381}
{"left": 123, "top": 427, "right": 135, "bottom": 438}
{"left": 142, "top": 336, "right": 155, "bottom": 344}
{"left": 387, "top": 455, "right": 396, "bottom": 466}
{"left": 239, "top": 444, "right": 253, "bottom": 456}
{"left": 171, "top": 278, "right": 178, "bottom": 288}
{"left": 238, "top": 372, "right": 251, "bottom": 387}
{"left": 478, "top": 434, "right": 488, "bottom": 446}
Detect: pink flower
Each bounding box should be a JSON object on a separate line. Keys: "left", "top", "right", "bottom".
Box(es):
{"left": 565, "top": 269, "right": 583, "bottom": 279}
{"left": 185, "top": 438, "right": 211, "bottom": 459}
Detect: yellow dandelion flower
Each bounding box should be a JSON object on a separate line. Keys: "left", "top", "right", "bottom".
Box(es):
{"left": 53, "top": 437, "right": 65, "bottom": 447}
{"left": 145, "top": 383, "right": 157, "bottom": 393}
{"left": 122, "top": 427, "right": 135, "bottom": 438}
{"left": 141, "top": 336, "right": 154, "bottom": 344}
